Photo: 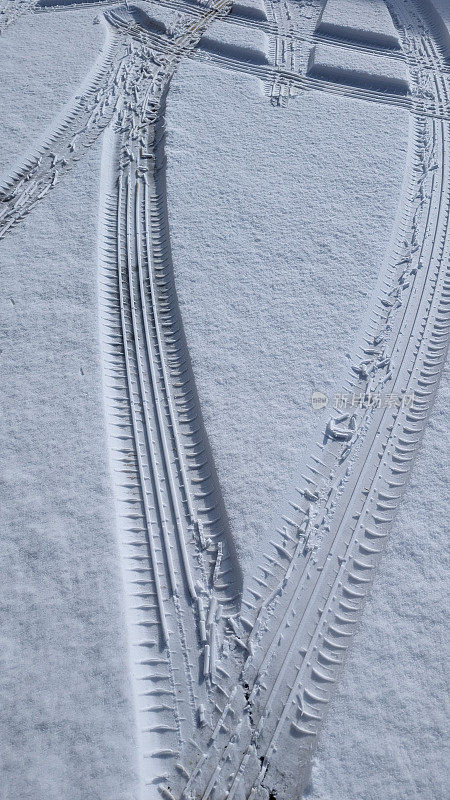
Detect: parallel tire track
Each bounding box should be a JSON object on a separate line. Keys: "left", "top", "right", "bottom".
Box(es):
{"left": 97, "top": 4, "right": 244, "bottom": 796}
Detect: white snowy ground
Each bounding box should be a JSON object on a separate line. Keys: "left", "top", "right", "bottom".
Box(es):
{"left": 0, "top": 8, "right": 103, "bottom": 174}
{"left": 0, "top": 12, "right": 139, "bottom": 800}
{"left": 164, "top": 59, "right": 409, "bottom": 576}
{"left": 425, "top": 0, "right": 450, "bottom": 61}
{"left": 305, "top": 362, "right": 449, "bottom": 800}
{"left": 316, "top": 0, "right": 401, "bottom": 49}
{"left": 0, "top": 6, "right": 448, "bottom": 800}
{"left": 199, "top": 19, "right": 270, "bottom": 63}
{"left": 308, "top": 43, "right": 409, "bottom": 94}
{"left": 164, "top": 58, "right": 448, "bottom": 798}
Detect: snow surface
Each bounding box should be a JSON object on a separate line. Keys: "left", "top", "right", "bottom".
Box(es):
{"left": 164, "top": 53, "right": 447, "bottom": 800}
{"left": 317, "top": 0, "right": 400, "bottom": 50}
{"left": 0, "top": 141, "right": 139, "bottom": 800}
{"left": 308, "top": 42, "right": 409, "bottom": 94}
{"left": 199, "top": 19, "right": 270, "bottom": 64}
{"left": 0, "top": 13, "right": 139, "bottom": 800}
{"left": 0, "top": 8, "right": 102, "bottom": 177}
{"left": 164, "top": 57, "right": 408, "bottom": 578}
{"left": 422, "top": 0, "right": 450, "bottom": 62}
{"left": 305, "top": 361, "right": 449, "bottom": 800}
{"left": 230, "top": 0, "right": 267, "bottom": 23}
{"left": 131, "top": 0, "right": 192, "bottom": 38}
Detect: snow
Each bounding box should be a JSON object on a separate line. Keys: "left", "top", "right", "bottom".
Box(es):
{"left": 230, "top": 0, "right": 268, "bottom": 23}
{"left": 0, "top": 12, "right": 138, "bottom": 800}
{"left": 0, "top": 7, "right": 102, "bottom": 177}
{"left": 308, "top": 42, "right": 410, "bottom": 95}
{"left": 305, "top": 362, "right": 449, "bottom": 800}
{"left": 164, "top": 57, "right": 408, "bottom": 577}
{"left": 163, "top": 49, "right": 447, "bottom": 796}
{"left": 422, "top": 0, "right": 450, "bottom": 62}
{"left": 199, "top": 19, "right": 270, "bottom": 64}
{"left": 130, "top": 1, "right": 193, "bottom": 38}
{"left": 1, "top": 1, "right": 448, "bottom": 798}
{"left": 0, "top": 141, "right": 139, "bottom": 800}
{"left": 317, "top": 0, "right": 401, "bottom": 50}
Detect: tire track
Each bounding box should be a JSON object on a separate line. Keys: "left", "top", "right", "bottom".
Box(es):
{"left": 192, "top": 45, "right": 421, "bottom": 112}
{"left": 0, "top": 18, "right": 123, "bottom": 238}
{"left": 96, "top": 4, "right": 244, "bottom": 796}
